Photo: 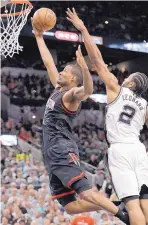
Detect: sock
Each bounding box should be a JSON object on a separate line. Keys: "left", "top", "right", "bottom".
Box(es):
{"left": 115, "top": 208, "right": 130, "bottom": 225}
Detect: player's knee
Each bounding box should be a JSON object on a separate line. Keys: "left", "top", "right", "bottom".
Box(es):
{"left": 79, "top": 189, "right": 94, "bottom": 202}
{"left": 64, "top": 207, "right": 74, "bottom": 215}
{"left": 64, "top": 203, "right": 75, "bottom": 215}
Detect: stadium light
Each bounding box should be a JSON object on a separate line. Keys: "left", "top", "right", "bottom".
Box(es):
{"left": 55, "top": 31, "right": 79, "bottom": 42}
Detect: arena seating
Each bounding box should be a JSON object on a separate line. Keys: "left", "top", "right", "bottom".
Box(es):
{"left": 1, "top": 139, "right": 125, "bottom": 225}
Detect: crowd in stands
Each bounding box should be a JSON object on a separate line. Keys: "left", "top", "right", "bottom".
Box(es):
{"left": 1, "top": 71, "right": 106, "bottom": 102}
{"left": 1, "top": 72, "right": 53, "bottom": 101}
{"left": 1, "top": 146, "right": 71, "bottom": 225}
{"left": 31, "top": 2, "right": 147, "bottom": 42}
{"left": 1, "top": 144, "right": 124, "bottom": 225}
{"left": 1, "top": 68, "right": 148, "bottom": 102}
{"left": 73, "top": 123, "right": 107, "bottom": 162}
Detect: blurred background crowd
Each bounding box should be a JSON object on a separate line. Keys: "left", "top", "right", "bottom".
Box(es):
{"left": 1, "top": 1, "right": 148, "bottom": 225}
{"left": 1, "top": 139, "right": 124, "bottom": 225}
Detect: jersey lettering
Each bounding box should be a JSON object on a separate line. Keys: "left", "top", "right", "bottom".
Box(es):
{"left": 47, "top": 98, "right": 55, "bottom": 110}
{"left": 119, "top": 105, "right": 136, "bottom": 125}
{"left": 106, "top": 87, "right": 147, "bottom": 143}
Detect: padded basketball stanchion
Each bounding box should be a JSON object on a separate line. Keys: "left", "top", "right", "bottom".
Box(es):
{"left": 0, "top": 0, "right": 33, "bottom": 58}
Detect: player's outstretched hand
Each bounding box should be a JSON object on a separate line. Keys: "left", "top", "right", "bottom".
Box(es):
{"left": 66, "top": 8, "right": 86, "bottom": 32}
{"left": 76, "top": 45, "right": 88, "bottom": 69}
{"left": 31, "top": 17, "right": 43, "bottom": 37}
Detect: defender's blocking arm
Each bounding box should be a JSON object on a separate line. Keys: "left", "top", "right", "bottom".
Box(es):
{"left": 31, "top": 18, "right": 58, "bottom": 88}
{"left": 66, "top": 8, "right": 119, "bottom": 91}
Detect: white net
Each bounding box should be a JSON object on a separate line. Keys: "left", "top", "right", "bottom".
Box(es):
{"left": 0, "top": 1, "right": 32, "bottom": 58}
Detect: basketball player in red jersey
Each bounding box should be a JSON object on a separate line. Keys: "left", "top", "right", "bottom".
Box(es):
{"left": 31, "top": 18, "right": 129, "bottom": 224}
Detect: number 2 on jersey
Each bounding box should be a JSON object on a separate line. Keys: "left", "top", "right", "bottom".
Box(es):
{"left": 119, "top": 105, "right": 136, "bottom": 125}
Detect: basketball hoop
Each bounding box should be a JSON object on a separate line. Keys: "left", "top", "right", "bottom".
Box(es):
{"left": 0, "top": 0, "right": 33, "bottom": 58}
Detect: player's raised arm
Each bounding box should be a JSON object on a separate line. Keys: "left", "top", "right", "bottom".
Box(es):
{"left": 31, "top": 18, "right": 58, "bottom": 88}
{"left": 73, "top": 45, "right": 93, "bottom": 101}
{"left": 66, "top": 8, "right": 120, "bottom": 92}
{"left": 63, "top": 46, "right": 93, "bottom": 103}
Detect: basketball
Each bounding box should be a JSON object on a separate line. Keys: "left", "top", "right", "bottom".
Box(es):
{"left": 33, "top": 8, "right": 56, "bottom": 32}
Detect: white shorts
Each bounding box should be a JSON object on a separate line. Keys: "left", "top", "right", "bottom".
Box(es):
{"left": 108, "top": 142, "right": 148, "bottom": 200}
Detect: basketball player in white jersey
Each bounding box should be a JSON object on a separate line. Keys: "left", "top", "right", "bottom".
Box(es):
{"left": 67, "top": 8, "right": 148, "bottom": 225}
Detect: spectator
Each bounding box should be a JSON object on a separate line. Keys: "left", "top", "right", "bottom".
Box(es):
{"left": 1, "top": 194, "right": 8, "bottom": 211}
{"left": 88, "top": 154, "right": 99, "bottom": 167}
{"left": 23, "top": 161, "right": 38, "bottom": 178}
{"left": 1, "top": 217, "right": 10, "bottom": 225}
{"left": 30, "top": 222, "right": 37, "bottom": 225}
{"left": 10, "top": 182, "right": 17, "bottom": 189}
{"left": 32, "top": 211, "right": 43, "bottom": 224}
{"left": 10, "top": 188, "right": 18, "bottom": 198}
{"left": 2, "top": 165, "right": 15, "bottom": 180}
{"left": 27, "top": 172, "right": 40, "bottom": 186}
{"left": 94, "top": 170, "right": 105, "bottom": 190}
{"left": 15, "top": 172, "right": 27, "bottom": 186}
{"left": 2, "top": 208, "right": 14, "bottom": 224}
{"left": 39, "top": 169, "right": 49, "bottom": 184}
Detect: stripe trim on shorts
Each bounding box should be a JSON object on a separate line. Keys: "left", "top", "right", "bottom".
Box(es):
{"left": 52, "top": 190, "right": 75, "bottom": 199}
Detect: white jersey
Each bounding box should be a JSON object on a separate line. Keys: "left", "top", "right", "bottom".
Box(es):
{"left": 106, "top": 87, "right": 147, "bottom": 144}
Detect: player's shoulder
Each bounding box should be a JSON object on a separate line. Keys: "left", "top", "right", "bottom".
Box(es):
{"left": 117, "top": 86, "right": 131, "bottom": 99}
{"left": 142, "top": 97, "right": 147, "bottom": 104}
{"left": 122, "top": 87, "right": 131, "bottom": 94}
{"left": 142, "top": 98, "right": 148, "bottom": 108}
{"left": 137, "top": 95, "right": 147, "bottom": 106}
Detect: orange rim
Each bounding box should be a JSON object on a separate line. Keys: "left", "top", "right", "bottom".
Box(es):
{"left": 0, "top": 0, "right": 33, "bottom": 17}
